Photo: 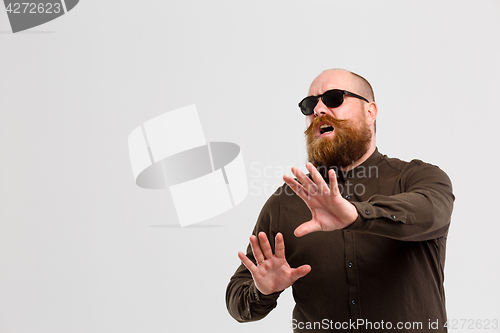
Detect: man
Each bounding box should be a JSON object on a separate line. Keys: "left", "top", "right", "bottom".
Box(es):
{"left": 226, "top": 69, "right": 454, "bottom": 332}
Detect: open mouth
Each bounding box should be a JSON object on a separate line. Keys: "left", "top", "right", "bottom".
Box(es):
{"left": 319, "top": 123, "right": 334, "bottom": 135}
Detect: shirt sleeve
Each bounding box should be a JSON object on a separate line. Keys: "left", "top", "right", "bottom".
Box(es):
{"left": 225, "top": 192, "right": 284, "bottom": 322}
{"left": 346, "top": 161, "right": 454, "bottom": 241}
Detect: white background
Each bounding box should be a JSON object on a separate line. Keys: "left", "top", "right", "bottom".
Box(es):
{"left": 1, "top": 1, "right": 499, "bottom": 332}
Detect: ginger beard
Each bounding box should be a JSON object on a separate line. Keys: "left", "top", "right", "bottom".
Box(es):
{"left": 305, "top": 113, "right": 372, "bottom": 169}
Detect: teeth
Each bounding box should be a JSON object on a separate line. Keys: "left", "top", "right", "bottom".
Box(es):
{"left": 319, "top": 123, "right": 334, "bottom": 135}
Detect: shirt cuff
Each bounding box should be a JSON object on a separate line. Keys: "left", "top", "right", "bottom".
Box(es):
{"left": 249, "top": 282, "right": 282, "bottom": 304}
{"left": 345, "top": 202, "right": 400, "bottom": 232}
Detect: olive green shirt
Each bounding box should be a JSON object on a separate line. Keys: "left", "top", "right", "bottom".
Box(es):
{"left": 226, "top": 148, "right": 454, "bottom": 332}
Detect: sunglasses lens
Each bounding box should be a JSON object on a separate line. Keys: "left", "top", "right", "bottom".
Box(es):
{"left": 321, "top": 90, "right": 343, "bottom": 108}
{"left": 300, "top": 96, "right": 317, "bottom": 115}
{"left": 299, "top": 90, "right": 345, "bottom": 115}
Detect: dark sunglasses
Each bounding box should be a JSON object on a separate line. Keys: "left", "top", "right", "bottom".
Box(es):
{"left": 298, "top": 89, "right": 369, "bottom": 116}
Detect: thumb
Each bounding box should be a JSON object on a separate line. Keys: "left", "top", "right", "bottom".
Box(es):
{"left": 292, "top": 264, "right": 311, "bottom": 281}
{"left": 294, "top": 221, "right": 321, "bottom": 237}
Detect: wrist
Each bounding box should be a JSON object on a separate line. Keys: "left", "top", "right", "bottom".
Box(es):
{"left": 345, "top": 203, "right": 358, "bottom": 227}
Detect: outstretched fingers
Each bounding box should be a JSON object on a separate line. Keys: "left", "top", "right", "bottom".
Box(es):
{"left": 292, "top": 166, "right": 319, "bottom": 195}
{"left": 283, "top": 174, "right": 305, "bottom": 198}
{"left": 249, "top": 234, "right": 265, "bottom": 264}
{"left": 238, "top": 232, "right": 311, "bottom": 294}
{"left": 283, "top": 167, "right": 318, "bottom": 197}
{"left": 274, "top": 233, "right": 285, "bottom": 259}
{"left": 238, "top": 251, "right": 257, "bottom": 274}
{"left": 258, "top": 231, "right": 274, "bottom": 259}
{"left": 328, "top": 169, "right": 340, "bottom": 196}
{"left": 283, "top": 172, "right": 309, "bottom": 196}
{"left": 306, "top": 163, "right": 329, "bottom": 194}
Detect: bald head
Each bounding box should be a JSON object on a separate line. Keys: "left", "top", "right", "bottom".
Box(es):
{"left": 311, "top": 69, "right": 374, "bottom": 103}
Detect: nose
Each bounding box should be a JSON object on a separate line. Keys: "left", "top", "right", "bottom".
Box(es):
{"left": 313, "top": 98, "right": 331, "bottom": 117}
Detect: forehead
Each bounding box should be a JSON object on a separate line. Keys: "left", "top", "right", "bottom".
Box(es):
{"left": 307, "top": 70, "right": 357, "bottom": 96}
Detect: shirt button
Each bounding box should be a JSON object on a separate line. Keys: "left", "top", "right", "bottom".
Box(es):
{"left": 345, "top": 195, "right": 351, "bottom": 200}
{"left": 365, "top": 210, "right": 370, "bottom": 215}
{"left": 254, "top": 293, "right": 258, "bottom": 300}
{"left": 391, "top": 215, "right": 396, "bottom": 219}
{"left": 351, "top": 299, "right": 356, "bottom": 305}
{"left": 348, "top": 262, "right": 353, "bottom": 268}
{"left": 347, "top": 174, "right": 352, "bottom": 178}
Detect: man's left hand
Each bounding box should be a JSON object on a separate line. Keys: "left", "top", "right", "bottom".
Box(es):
{"left": 283, "top": 163, "right": 359, "bottom": 237}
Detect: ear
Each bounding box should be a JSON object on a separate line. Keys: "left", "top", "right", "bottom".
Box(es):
{"left": 365, "top": 102, "right": 378, "bottom": 127}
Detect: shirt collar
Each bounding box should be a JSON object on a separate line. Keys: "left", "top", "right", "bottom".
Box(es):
{"left": 355, "top": 147, "right": 383, "bottom": 170}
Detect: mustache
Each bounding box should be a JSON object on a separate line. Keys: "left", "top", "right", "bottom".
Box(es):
{"left": 304, "top": 114, "right": 347, "bottom": 136}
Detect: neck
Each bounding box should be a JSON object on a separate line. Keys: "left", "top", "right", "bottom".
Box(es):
{"left": 343, "top": 139, "right": 376, "bottom": 171}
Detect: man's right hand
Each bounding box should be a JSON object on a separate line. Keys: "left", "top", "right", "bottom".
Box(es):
{"left": 237, "top": 232, "right": 311, "bottom": 295}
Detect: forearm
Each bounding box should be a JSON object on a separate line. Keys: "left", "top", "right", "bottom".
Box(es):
{"left": 347, "top": 174, "right": 454, "bottom": 241}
